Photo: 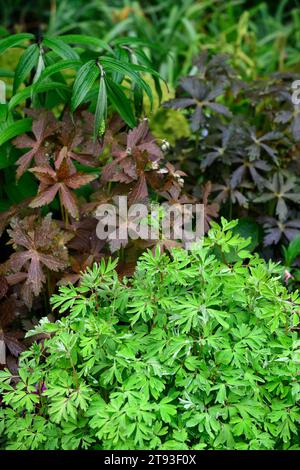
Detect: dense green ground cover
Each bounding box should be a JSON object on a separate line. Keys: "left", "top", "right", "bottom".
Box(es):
{"left": 0, "top": 0, "right": 300, "bottom": 450}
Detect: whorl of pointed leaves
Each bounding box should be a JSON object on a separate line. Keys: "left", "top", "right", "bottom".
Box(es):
{"left": 0, "top": 32, "right": 163, "bottom": 144}
{"left": 164, "top": 52, "right": 300, "bottom": 251}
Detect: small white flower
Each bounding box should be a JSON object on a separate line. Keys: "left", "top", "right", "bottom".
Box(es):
{"left": 157, "top": 167, "right": 168, "bottom": 174}
{"left": 161, "top": 139, "right": 170, "bottom": 152}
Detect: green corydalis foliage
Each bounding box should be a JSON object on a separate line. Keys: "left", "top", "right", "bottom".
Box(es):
{"left": 0, "top": 219, "right": 300, "bottom": 450}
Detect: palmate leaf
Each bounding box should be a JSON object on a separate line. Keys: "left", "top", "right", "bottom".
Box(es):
{"left": 254, "top": 173, "right": 300, "bottom": 221}
{"left": 13, "top": 43, "right": 39, "bottom": 93}
{"left": 29, "top": 161, "right": 98, "bottom": 219}
{"left": 71, "top": 60, "right": 100, "bottom": 111}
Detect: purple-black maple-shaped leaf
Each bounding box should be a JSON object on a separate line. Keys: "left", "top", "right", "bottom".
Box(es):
{"left": 164, "top": 76, "right": 231, "bottom": 132}
{"left": 230, "top": 157, "right": 271, "bottom": 189}
{"left": 254, "top": 172, "right": 300, "bottom": 221}
{"left": 246, "top": 127, "right": 281, "bottom": 163}
{"left": 259, "top": 216, "right": 300, "bottom": 246}
{"left": 212, "top": 178, "right": 250, "bottom": 208}
{"left": 193, "top": 52, "right": 244, "bottom": 95}
{"left": 201, "top": 124, "right": 238, "bottom": 169}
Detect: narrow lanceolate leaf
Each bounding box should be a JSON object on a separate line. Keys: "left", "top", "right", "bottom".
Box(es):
{"left": 100, "top": 57, "right": 154, "bottom": 109}
{"left": 94, "top": 74, "right": 107, "bottom": 140}
{"left": 0, "top": 119, "right": 32, "bottom": 147}
{"left": 133, "top": 49, "right": 164, "bottom": 104}
{"left": 59, "top": 34, "right": 112, "bottom": 53}
{"left": 0, "top": 33, "right": 34, "bottom": 55}
{"left": 100, "top": 56, "right": 157, "bottom": 82}
{"left": 36, "top": 59, "right": 81, "bottom": 83}
{"left": 71, "top": 60, "right": 99, "bottom": 111}
{"left": 43, "top": 37, "right": 79, "bottom": 60}
{"left": 111, "top": 47, "right": 129, "bottom": 84}
{"left": 112, "top": 37, "right": 161, "bottom": 49}
{"left": 13, "top": 43, "right": 39, "bottom": 93}
{"left": 9, "top": 82, "right": 70, "bottom": 110}
{"left": 32, "top": 49, "right": 45, "bottom": 83}
{"left": 106, "top": 80, "right": 136, "bottom": 128}
{"left": 0, "top": 69, "right": 14, "bottom": 78}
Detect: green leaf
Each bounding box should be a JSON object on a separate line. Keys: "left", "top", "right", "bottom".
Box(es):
{"left": 71, "top": 60, "right": 99, "bottom": 111}
{"left": 0, "top": 103, "right": 7, "bottom": 122}
{"left": 111, "top": 37, "right": 160, "bottom": 51}
{"left": 100, "top": 56, "right": 155, "bottom": 108}
{"left": 0, "top": 33, "right": 34, "bottom": 55}
{"left": 33, "top": 49, "right": 45, "bottom": 84}
{"left": 0, "top": 142, "right": 20, "bottom": 169}
{"left": 0, "top": 370, "right": 12, "bottom": 381}
{"left": 0, "top": 118, "right": 32, "bottom": 146}
{"left": 36, "top": 59, "right": 81, "bottom": 83}
{"left": 106, "top": 80, "right": 136, "bottom": 128}
{"left": 13, "top": 43, "right": 39, "bottom": 93}
{"left": 0, "top": 69, "right": 14, "bottom": 78}
{"left": 159, "top": 398, "right": 177, "bottom": 423}
{"left": 283, "top": 234, "right": 300, "bottom": 267}
{"left": 59, "top": 34, "right": 112, "bottom": 53}
{"left": 215, "top": 384, "right": 227, "bottom": 404}
{"left": 233, "top": 218, "right": 260, "bottom": 252}
{"left": 292, "top": 313, "right": 299, "bottom": 327}
{"left": 133, "top": 49, "right": 164, "bottom": 104}
{"left": 9, "top": 82, "right": 70, "bottom": 110}
{"left": 94, "top": 74, "right": 107, "bottom": 140}
{"left": 43, "top": 37, "right": 80, "bottom": 60}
